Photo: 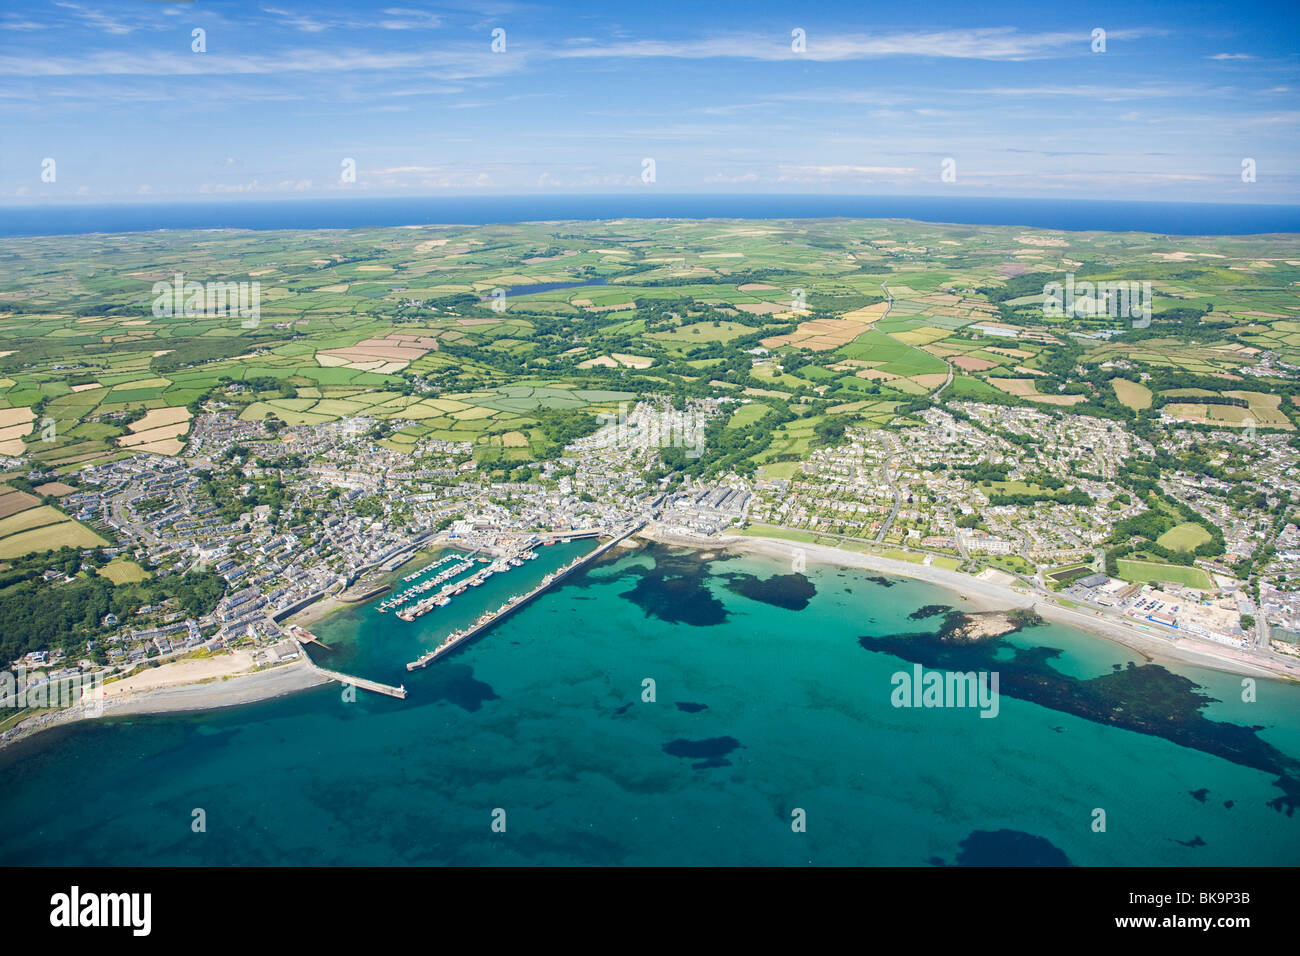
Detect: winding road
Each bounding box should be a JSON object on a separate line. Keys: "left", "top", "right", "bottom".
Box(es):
{"left": 879, "top": 277, "right": 953, "bottom": 401}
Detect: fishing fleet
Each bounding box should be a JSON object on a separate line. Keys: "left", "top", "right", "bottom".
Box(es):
{"left": 383, "top": 548, "right": 539, "bottom": 622}
{"left": 378, "top": 554, "right": 479, "bottom": 614}
{"left": 406, "top": 542, "right": 614, "bottom": 670}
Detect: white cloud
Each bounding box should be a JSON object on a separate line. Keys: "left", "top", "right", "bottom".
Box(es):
{"left": 555, "top": 27, "right": 1163, "bottom": 63}
{"left": 0, "top": 16, "right": 44, "bottom": 31}
{"left": 772, "top": 164, "right": 920, "bottom": 184}
{"left": 962, "top": 84, "right": 1186, "bottom": 99}
{"left": 260, "top": 6, "right": 443, "bottom": 33}
{"left": 0, "top": 47, "right": 519, "bottom": 79}
{"left": 781, "top": 164, "right": 917, "bottom": 176}
{"left": 52, "top": 1, "right": 137, "bottom": 36}
{"left": 195, "top": 178, "right": 314, "bottom": 194}
{"left": 371, "top": 165, "right": 442, "bottom": 174}
{"left": 260, "top": 7, "right": 331, "bottom": 33}
{"left": 378, "top": 8, "right": 444, "bottom": 30}
{"left": 704, "top": 172, "right": 760, "bottom": 183}
{"left": 359, "top": 165, "right": 496, "bottom": 189}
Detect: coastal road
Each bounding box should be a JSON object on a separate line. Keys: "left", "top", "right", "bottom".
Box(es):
{"left": 1013, "top": 526, "right": 1035, "bottom": 576}
{"left": 946, "top": 501, "right": 970, "bottom": 561}
{"left": 875, "top": 451, "right": 902, "bottom": 543}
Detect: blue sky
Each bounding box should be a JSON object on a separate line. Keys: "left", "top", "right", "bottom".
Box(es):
{"left": 3, "top": 0, "right": 1298, "bottom": 204}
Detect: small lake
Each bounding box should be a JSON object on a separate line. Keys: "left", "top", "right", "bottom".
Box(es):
{"left": 479, "top": 277, "right": 608, "bottom": 299}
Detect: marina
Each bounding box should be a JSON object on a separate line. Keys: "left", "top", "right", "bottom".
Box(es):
{"left": 393, "top": 549, "right": 538, "bottom": 622}
{"left": 265, "top": 536, "right": 632, "bottom": 700}
{"left": 401, "top": 553, "right": 460, "bottom": 584}
{"left": 377, "top": 553, "right": 480, "bottom": 614}
{"left": 407, "top": 523, "right": 643, "bottom": 670}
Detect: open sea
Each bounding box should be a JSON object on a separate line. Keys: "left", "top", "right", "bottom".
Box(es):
{"left": 1, "top": 541, "right": 1298, "bottom": 866}
{"left": 3, "top": 195, "right": 1299, "bottom": 237}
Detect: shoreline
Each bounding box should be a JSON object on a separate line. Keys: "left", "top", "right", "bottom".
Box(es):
{"left": 288, "top": 541, "right": 462, "bottom": 630}
{"left": 7, "top": 525, "right": 1294, "bottom": 754}
{"left": 287, "top": 592, "right": 349, "bottom": 629}
{"left": 0, "top": 656, "right": 331, "bottom": 754}
{"left": 647, "top": 528, "right": 1300, "bottom": 683}
{"left": 0, "top": 539, "right": 516, "bottom": 754}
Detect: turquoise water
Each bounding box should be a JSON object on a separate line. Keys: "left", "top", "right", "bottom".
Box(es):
{"left": 1, "top": 542, "right": 1298, "bottom": 866}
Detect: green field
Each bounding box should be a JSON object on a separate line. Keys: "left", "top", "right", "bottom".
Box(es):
{"left": 726, "top": 403, "right": 772, "bottom": 429}
{"left": 647, "top": 321, "right": 755, "bottom": 347}
{"left": 0, "top": 521, "right": 108, "bottom": 559}
{"left": 835, "top": 330, "right": 948, "bottom": 377}
{"left": 98, "top": 559, "right": 149, "bottom": 584}
{"left": 1112, "top": 378, "right": 1153, "bottom": 410}
{"left": 1155, "top": 522, "right": 1212, "bottom": 553}
{"left": 0, "top": 505, "right": 70, "bottom": 538}
{"left": 1116, "top": 559, "right": 1214, "bottom": 590}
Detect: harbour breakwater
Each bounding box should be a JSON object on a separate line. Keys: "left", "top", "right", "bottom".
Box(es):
{"left": 407, "top": 524, "right": 643, "bottom": 670}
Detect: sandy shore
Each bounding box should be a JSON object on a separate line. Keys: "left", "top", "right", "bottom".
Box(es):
{"left": 99, "top": 648, "right": 262, "bottom": 700}
{"left": 647, "top": 528, "right": 1300, "bottom": 683}
{"left": 0, "top": 656, "right": 330, "bottom": 752}
{"left": 101, "top": 656, "right": 330, "bottom": 715}
{"left": 287, "top": 593, "right": 347, "bottom": 629}
{"left": 3, "top": 543, "right": 485, "bottom": 751}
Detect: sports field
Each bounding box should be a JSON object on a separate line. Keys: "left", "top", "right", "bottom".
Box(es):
{"left": 1116, "top": 559, "right": 1214, "bottom": 590}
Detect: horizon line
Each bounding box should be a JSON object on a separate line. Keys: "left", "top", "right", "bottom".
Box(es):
{"left": 5, "top": 192, "right": 1300, "bottom": 211}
